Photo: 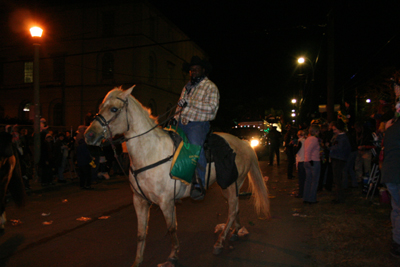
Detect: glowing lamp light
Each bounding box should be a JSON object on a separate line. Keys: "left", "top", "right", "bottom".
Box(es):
{"left": 298, "top": 57, "right": 305, "bottom": 64}
{"left": 291, "top": 113, "right": 296, "bottom": 117}
{"left": 366, "top": 99, "right": 371, "bottom": 103}
{"left": 292, "top": 109, "right": 295, "bottom": 112}
{"left": 291, "top": 99, "right": 297, "bottom": 104}
{"left": 250, "top": 139, "right": 259, "bottom": 148}
{"left": 30, "top": 26, "right": 43, "bottom": 37}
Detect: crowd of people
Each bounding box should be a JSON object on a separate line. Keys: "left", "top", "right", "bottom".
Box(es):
{"left": 1, "top": 119, "right": 128, "bottom": 191}
{"left": 277, "top": 98, "right": 400, "bottom": 258}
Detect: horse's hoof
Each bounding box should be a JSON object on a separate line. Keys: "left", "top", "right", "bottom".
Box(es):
{"left": 213, "top": 246, "right": 223, "bottom": 255}
{"left": 230, "top": 233, "right": 239, "bottom": 241}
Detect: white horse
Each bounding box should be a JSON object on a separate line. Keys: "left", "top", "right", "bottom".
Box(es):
{"left": 85, "top": 86, "right": 270, "bottom": 267}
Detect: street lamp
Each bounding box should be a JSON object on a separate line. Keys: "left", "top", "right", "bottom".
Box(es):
{"left": 297, "top": 57, "right": 315, "bottom": 82}
{"left": 30, "top": 26, "right": 43, "bottom": 172}
{"left": 291, "top": 98, "right": 297, "bottom": 104}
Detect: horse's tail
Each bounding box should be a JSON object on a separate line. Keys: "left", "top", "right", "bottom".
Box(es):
{"left": 247, "top": 154, "right": 270, "bottom": 219}
{"left": 8, "top": 149, "right": 26, "bottom": 208}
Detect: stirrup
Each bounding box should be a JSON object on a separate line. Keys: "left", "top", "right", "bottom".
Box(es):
{"left": 190, "top": 174, "right": 205, "bottom": 200}
{"left": 190, "top": 186, "right": 205, "bottom": 200}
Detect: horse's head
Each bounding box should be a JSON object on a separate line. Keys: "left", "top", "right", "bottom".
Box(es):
{"left": 85, "top": 86, "right": 135, "bottom": 146}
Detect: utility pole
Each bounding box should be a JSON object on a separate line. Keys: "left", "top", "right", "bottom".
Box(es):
{"left": 327, "top": 9, "right": 335, "bottom": 122}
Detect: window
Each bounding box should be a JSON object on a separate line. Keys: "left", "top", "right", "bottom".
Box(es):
{"left": 102, "top": 53, "right": 114, "bottom": 80}
{"left": 19, "top": 102, "right": 32, "bottom": 121}
{"left": 24, "top": 62, "right": 33, "bottom": 83}
{"left": 23, "top": 103, "right": 31, "bottom": 112}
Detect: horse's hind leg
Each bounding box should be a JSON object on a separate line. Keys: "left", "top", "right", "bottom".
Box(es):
{"left": 157, "top": 201, "right": 179, "bottom": 267}
{"left": 213, "top": 186, "right": 239, "bottom": 255}
{"left": 132, "top": 195, "right": 151, "bottom": 267}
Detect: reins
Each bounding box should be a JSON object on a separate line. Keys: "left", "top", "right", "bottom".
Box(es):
{"left": 94, "top": 96, "right": 182, "bottom": 205}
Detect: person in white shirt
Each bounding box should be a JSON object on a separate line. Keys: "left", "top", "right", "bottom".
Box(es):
{"left": 303, "top": 125, "right": 321, "bottom": 204}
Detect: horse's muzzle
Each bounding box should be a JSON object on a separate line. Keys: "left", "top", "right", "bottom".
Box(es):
{"left": 85, "top": 130, "right": 103, "bottom": 146}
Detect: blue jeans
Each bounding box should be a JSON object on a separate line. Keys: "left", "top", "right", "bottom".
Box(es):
{"left": 386, "top": 183, "right": 400, "bottom": 244}
{"left": 178, "top": 121, "right": 210, "bottom": 186}
{"left": 304, "top": 161, "right": 321, "bottom": 202}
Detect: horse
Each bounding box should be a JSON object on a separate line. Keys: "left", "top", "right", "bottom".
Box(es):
{"left": 84, "top": 86, "right": 270, "bottom": 267}
{"left": 0, "top": 131, "right": 26, "bottom": 235}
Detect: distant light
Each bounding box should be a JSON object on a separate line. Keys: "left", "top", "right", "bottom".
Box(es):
{"left": 292, "top": 120, "right": 295, "bottom": 122}
{"left": 291, "top": 109, "right": 295, "bottom": 112}
{"left": 298, "top": 57, "right": 305, "bottom": 64}
{"left": 30, "top": 26, "right": 43, "bottom": 37}
{"left": 291, "top": 113, "right": 296, "bottom": 117}
{"left": 366, "top": 99, "right": 371, "bottom": 103}
{"left": 250, "top": 139, "right": 259, "bottom": 148}
{"left": 291, "top": 99, "right": 297, "bottom": 104}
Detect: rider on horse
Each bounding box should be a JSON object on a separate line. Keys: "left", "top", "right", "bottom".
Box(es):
{"left": 175, "top": 56, "right": 220, "bottom": 200}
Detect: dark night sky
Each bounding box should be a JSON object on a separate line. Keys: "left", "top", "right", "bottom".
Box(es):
{"left": 149, "top": 0, "right": 400, "bottom": 119}
{"left": 2, "top": 0, "right": 400, "bottom": 124}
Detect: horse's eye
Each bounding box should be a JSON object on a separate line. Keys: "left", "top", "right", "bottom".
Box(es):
{"left": 111, "top": 107, "right": 118, "bottom": 113}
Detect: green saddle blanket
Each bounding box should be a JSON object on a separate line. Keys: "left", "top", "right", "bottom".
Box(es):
{"left": 164, "top": 125, "right": 201, "bottom": 185}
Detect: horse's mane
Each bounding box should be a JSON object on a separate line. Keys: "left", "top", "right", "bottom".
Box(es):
{"left": 106, "top": 87, "right": 159, "bottom": 125}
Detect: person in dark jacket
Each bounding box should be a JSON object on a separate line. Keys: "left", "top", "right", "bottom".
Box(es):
{"left": 54, "top": 133, "right": 68, "bottom": 183}
{"left": 329, "top": 120, "right": 351, "bottom": 204}
{"left": 381, "top": 116, "right": 400, "bottom": 258}
{"left": 76, "top": 138, "right": 94, "bottom": 190}
{"left": 268, "top": 126, "right": 281, "bottom": 166}
{"left": 284, "top": 125, "right": 296, "bottom": 179}
{"left": 40, "top": 133, "right": 55, "bottom": 186}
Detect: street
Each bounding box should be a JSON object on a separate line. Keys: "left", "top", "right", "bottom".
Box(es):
{"left": 0, "top": 156, "right": 314, "bottom": 267}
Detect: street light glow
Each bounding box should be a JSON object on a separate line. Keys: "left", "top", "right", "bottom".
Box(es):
{"left": 291, "top": 113, "right": 296, "bottom": 117}
{"left": 366, "top": 99, "right": 371, "bottom": 103}
{"left": 291, "top": 99, "right": 297, "bottom": 104}
{"left": 30, "top": 26, "right": 43, "bottom": 37}
{"left": 298, "top": 57, "right": 305, "bottom": 64}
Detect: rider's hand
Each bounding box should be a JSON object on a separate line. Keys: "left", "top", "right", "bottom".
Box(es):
{"left": 178, "top": 98, "right": 187, "bottom": 108}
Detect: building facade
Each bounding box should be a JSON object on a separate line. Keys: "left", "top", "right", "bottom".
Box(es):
{"left": 0, "top": 0, "right": 206, "bottom": 130}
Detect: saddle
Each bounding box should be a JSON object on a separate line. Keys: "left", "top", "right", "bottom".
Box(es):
{"left": 166, "top": 128, "right": 238, "bottom": 190}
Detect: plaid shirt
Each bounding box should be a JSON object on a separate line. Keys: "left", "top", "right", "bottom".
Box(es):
{"left": 175, "top": 77, "right": 220, "bottom": 124}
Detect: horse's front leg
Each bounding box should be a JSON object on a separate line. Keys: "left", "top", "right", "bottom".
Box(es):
{"left": 157, "top": 200, "right": 179, "bottom": 267}
{"left": 214, "top": 187, "right": 239, "bottom": 255}
{"left": 132, "top": 194, "right": 151, "bottom": 267}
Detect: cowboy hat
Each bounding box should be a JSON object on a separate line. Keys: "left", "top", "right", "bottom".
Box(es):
{"left": 182, "top": 56, "right": 212, "bottom": 74}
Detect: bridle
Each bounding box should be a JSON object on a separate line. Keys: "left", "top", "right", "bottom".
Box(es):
{"left": 94, "top": 96, "right": 177, "bottom": 144}
{"left": 94, "top": 96, "right": 130, "bottom": 144}
{"left": 92, "top": 95, "right": 181, "bottom": 205}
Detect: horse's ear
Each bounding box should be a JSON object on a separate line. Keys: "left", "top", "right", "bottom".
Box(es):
{"left": 121, "top": 85, "right": 136, "bottom": 99}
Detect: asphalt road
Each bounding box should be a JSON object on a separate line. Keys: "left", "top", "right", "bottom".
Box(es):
{"left": 0, "top": 156, "right": 314, "bottom": 267}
